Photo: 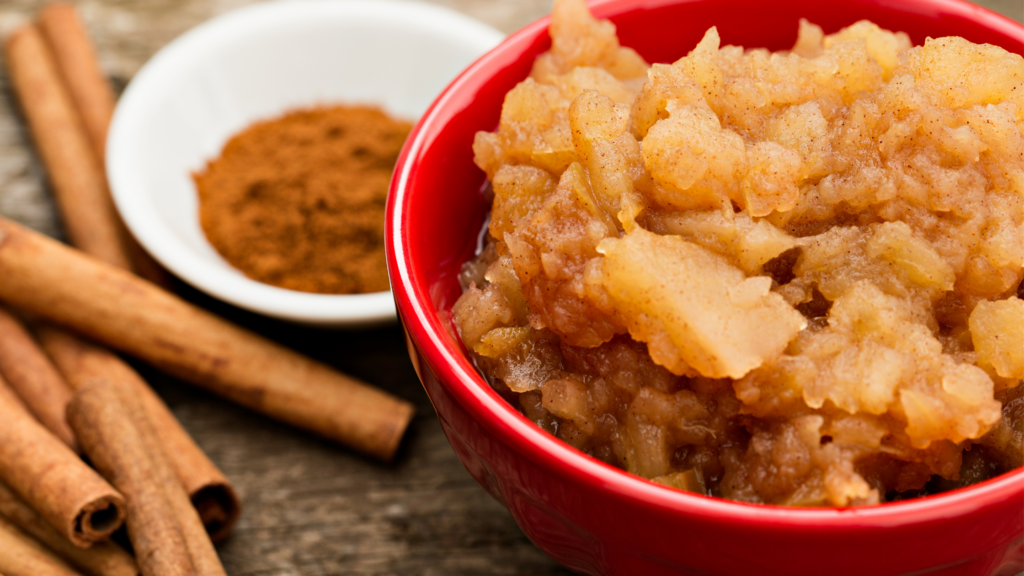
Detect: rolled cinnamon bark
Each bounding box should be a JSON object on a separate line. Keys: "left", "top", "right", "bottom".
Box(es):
{"left": 112, "top": 377, "right": 225, "bottom": 576}
{"left": 37, "top": 326, "right": 241, "bottom": 542}
{"left": 0, "top": 373, "right": 125, "bottom": 548}
{"left": 11, "top": 15, "right": 234, "bottom": 530}
{"left": 3, "top": 25, "right": 130, "bottom": 270}
{"left": 12, "top": 12, "right": 235, "bottom": 531}
{"left": 0, "top": 306, "right": 78, "bottom": 451}
{"left": 36, "top": 3, "right": 170, "bottom": 288}
{"left": 0, "top": 516, "right": 83, "bottom": 576}
{"left": 67, "top": 379, "right": 196, "bottom": 576}
{"left": 0, "top": 216, "right": 415, "bottom": 461}
{"left": 37, "top": 2, "right": 113, "bottom": 166}
{"left": 0, "top": 481, "right": 138, "bottom": 576}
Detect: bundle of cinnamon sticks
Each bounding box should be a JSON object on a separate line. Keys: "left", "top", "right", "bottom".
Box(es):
{"left": 0, "top": 4, "right": 415, "bottom": 575}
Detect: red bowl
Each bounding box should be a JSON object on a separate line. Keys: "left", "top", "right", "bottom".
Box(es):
{"left": 385, "top": 1, "right": 1024, "bottom": 574}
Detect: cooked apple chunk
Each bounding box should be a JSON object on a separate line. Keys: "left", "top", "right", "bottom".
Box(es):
{"left": 598, "top": 228, "right": 806, "bottom": 378}
{"left": 970, "top": 298, "right": 1024, "bottom": 381}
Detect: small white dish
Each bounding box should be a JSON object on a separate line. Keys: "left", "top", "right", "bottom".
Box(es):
{"left": 107, "top": 0, "right": 503, "bottom": 328}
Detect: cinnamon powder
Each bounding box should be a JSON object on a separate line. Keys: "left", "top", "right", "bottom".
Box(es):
{"left": 194, "top": 105, "right": 412, "bottom": 294}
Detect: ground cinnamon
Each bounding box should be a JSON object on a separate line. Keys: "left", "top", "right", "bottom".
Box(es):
{"left": 194, "top": 105, "right": 411, "bottom": 294}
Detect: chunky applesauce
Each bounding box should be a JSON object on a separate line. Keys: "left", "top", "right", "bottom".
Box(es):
{"left": 452, "top": 0, "right": 1024, "bottom": 506}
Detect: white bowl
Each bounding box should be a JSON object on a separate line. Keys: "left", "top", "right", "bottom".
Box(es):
{"left": 107, "top": 0, "right": 504, "bottom": 327}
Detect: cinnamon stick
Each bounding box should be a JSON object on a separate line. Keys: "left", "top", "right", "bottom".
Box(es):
{"left": 36, "top": 3, "right": 171, "bottom": 288}
{"left": 0, "top": 373, "right": 125, "bottom": 548}
{"left": 0, "top": 481, "right": 138, "bottom": 576}
{"left": 67, "top": 379, "right": 196, "bottom": 576}
{"left": 113, "top": 377, "right": 225, "bottom": 576}
{"left": 37, "top": 2, "right": 113, "bottom": 167}
{"left": 0, "top": 516, "right": 83, "bottom": 576}
{"left": 0, "top": 216, "right": 415, "bottom": 460}
{"left": 4, "top": 25, "right": 130, "bottom": 270}
{"left": 37, "top": 326, "right": 240, "bottom": 541}
{"left": 0, "top": 305, "right": 78, "bottom": 451}
{"left": 15, "top": 9, "right": 236, "bottom": 536}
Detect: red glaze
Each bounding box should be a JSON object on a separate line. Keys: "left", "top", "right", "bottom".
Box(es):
{"left": 385, "top": 1, "right": 1024, "bottom": 574}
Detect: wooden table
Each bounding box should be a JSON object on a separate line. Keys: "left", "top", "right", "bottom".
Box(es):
{"left": 0, "top": 1, "right": 1020, "bottom": 574}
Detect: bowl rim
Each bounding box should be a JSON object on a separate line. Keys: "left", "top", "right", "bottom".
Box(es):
{"left": 107, "top": 0, "right": 505, "bottom": 327}
{"left": 388, "top": 0, "right": 1024, "bottom": 530}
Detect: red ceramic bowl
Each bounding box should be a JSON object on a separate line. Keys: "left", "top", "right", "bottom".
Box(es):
{"left": 386, "top": 1, "right": 1024, "bottom": 574}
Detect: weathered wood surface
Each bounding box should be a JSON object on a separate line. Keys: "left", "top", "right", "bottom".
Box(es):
{"left": 0, "top": 1, "right": 1020, "bottom": 575}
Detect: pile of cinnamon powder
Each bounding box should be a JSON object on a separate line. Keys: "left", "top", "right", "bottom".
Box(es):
{"left": 194, "top": 105, "right": 412, "bottom": 294}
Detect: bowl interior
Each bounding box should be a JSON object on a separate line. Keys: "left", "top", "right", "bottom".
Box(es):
{"left": 389, "top": 0, "right": 1024, "bottom": 522}
{"left": 108, "top": 0, "right": 503, "bottom": 326}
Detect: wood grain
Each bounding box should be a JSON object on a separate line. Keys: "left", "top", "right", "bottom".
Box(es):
{"left": 0, "top": 1, "right": 1019, "bottom": 574}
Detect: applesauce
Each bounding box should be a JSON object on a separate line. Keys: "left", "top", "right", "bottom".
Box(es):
{"left": 453, "top": 0, "right": 1023, "bottom": 506}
